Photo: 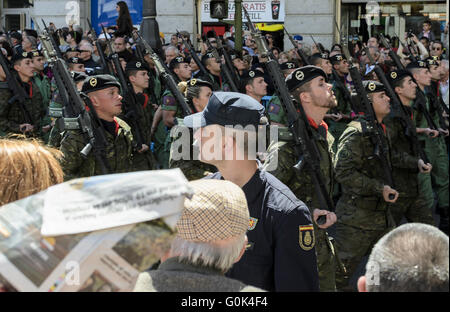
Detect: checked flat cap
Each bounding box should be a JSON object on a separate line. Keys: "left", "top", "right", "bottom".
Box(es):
{"left": 176, "top": 179, "right": 250, "bottom": 242}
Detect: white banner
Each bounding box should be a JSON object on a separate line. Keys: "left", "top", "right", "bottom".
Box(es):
{"left": 201, "top": 0, "right": 285, "bottom": 23}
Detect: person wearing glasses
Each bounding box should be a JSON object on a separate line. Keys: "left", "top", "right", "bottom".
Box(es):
{"left": 430, "top": 41, "right": 444, "bottom": 59}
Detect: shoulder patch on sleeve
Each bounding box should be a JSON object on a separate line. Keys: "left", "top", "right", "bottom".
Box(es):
{"left": 299, "top": 225, "right": 315, "bottom": 251}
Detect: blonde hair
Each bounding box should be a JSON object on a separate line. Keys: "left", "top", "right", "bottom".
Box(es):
{"left": 0, "top": 137, "right": 64, "bottom": 206}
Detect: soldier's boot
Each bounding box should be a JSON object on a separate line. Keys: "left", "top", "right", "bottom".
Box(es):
{"left": 438, "top": 205, "right": 449, "bottom": 235}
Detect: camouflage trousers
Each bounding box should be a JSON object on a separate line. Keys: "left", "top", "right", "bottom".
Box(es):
{"left": 390, "top": 192, "right": 435, "bottom": 226}
{"left": 425, "top": 136, "right": 449, "bottom": 209}
{"left": 131, "top": 150, "right": 156, "bottom": 171}
{"left": 315, "top": 229, "right": 338, "bottom": 292}
{"left": 334, "top": 223, "right": 388, "bottom": 292}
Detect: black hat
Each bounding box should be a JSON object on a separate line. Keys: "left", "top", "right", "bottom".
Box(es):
{"left": 81, "top": 74, "right": 121, "bottom": 94}
{"left": 363, "top": 80, "right": 386, "bottom": 94}
{"left": 169, "top": 56, "right": 188, "bottom": 70}
{"left": 241, "top": 69, "right": 265, "bottom": 80}
{"left": 29, "top": 50, "right": 43, "bottom": 58}
{"left": 329, "top": 54, "right": 346, "bottom": 65}
{"left": 201, "top": 52, "right": 216, "bottom": 66}
{"left": 117, "top": 50, "right": 134, "bottom": 63}
{"left": 64, "top": 46, "right": 80, "bottom": 54}
{"left": 187, "top": 78, "right": 213, "bottom": 89}
{"left": 71, "top": 71, "right": 89, "bottom": 83}
{"left": 280, "top": 62, "right": 298, "bottom": 71}
{"left": 285, "top": 65, "right": 328, "bottom": 92}
{"left": 406, "top": 60, "right": 428, "bottom": 70}
{"left": 67, "top": 57, "right": 82, "bottom": 64}
{"left": 183, "top": 92, "right": 265, "bottom": 128}
{"left": 311, "top": 52, "right": 329, "bottom": 60}
{"left": 387, "top": 69, "right": 413, "bottom": 86}
{"left": 425, "top": 57, "right": 439, "bottom": 67}
{"left": 229, "top": 50, "right": 242, "bottom": 61}
{"left": 11, "top": 51, "right": 32, "bottom": 63}
{"left": 10, "top": 32, "right": 22, "bottom": 42}
{"left": 125, "top": 59, "right": 150, "bottom": 72}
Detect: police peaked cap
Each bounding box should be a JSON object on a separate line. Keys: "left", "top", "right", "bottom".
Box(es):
{"left": 11, "top": 51, "right": 32, "bottom": 63}
{"left": 81, "top": 74, "right": 121, "bottom": 94}
{"left": 329, "top": 54, "right": 346, "bottom": 64}
{"left": 241, "top": 69, "right": 265, "bottom": 80}
{"left": 387, "top": 70, "right": 413, "bottom": 87}
{"left": 285, "top": 65, "right": 328, "bottom": 92}
{"left": 187, "top": 78, "right": 213, "bottom": 89}
{"left": 363, "top": 80, "right": 386, "bottom": 94}
{"left": 125, "top": 59, "right": 150, "bottom": 72}
{"left": 406, "top": 60, "right": 428, "bottom": 70}
{"left": 169, "top": 56, "right": 188, "bottom": 70}
{"left": 280, "top": 62, "right": 298, "bottom": 71}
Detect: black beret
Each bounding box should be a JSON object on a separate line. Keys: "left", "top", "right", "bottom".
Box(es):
{"left": 285, "top": 65, "right": 328, "bottom": 92}
{"left": 187, "top": 78, "right": 213, "bottom": 89}
{"left": 11, "top": 51, "right": 32, "bottom": 63}
{"left": 387, "top": 70, "right": 413, "bottom": 86}
{"left": 81, "top": 74, "right": 121, "bottom": 94}
{"left": 67, "top": 57, "right": 82, "bottom": 64}
{"left": 71, "top": 71, "right": 89, "bottom": 83}
{"left": 280, "top": 62, "right": 298, "bottom": 71}
{"left": 406, "top": 60, "right": 428, "bottom": 70}
{"left": 30, "top": 50, "right": 43, "bottom": 58}
{"left": 425, "top": 57, "right": 439, "bottom": 67}
{"left": 311, "top": 52, "right": 329, "bottom": 60}
{"left": 241, "top": 69, "right": 265, "bottom": 80}
{"left": 363, "top": 80, "right": 386, "bottom": 94}
{"left": 125, "top": 59, "right": 150, "bottom": 72}
{"left": 10, "top": 32, "right": 22, "bottom": 41}
{"left": 229, "top": 50, "right": 242, "bottom": 61}
{"left": 201, "top": 52, "right": 216, "bottom": 65}
{"left": 169, "top": 56, "right": 188, "bottom": 70}
{"left": 329, "top": 54, "right": 346, "bottom": 64}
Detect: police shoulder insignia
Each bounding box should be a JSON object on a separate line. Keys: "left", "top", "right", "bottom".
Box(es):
{"left": 248, "top": 217, "right": 258, "bottom": 231}
{"left": 89, "top": 77, "right": 97, "bottom": 87}
{"left": 299, "top": 225, "right": 315, "bottom": 251}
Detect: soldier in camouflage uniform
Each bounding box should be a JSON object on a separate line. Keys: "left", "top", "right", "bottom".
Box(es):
{"left": 0, "top": 52, "right": 46, "bottom": 139}
{"left": 334, "top": 81, "right": 400, "bottom": 291}
{"left": 263, "top": 66, "right": 340, "bottom": 292}
{"left": 409, "top": 60, "right": 449, "bottom": 234}
{"left": 59, "top": 75, "right": 134, "bottom": 181}
{"left": 121, "top": 59, "right": 156, "bottom": 171}
{"left": 385, "top": 69, "right": 435, "bottom": 226}
{"left": 169, "top": 78, "right": 216, "bottom": 180}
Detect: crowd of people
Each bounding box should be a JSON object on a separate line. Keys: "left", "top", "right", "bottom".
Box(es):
{"left": 0, "top": 1, "right": 449, "bottom": 292}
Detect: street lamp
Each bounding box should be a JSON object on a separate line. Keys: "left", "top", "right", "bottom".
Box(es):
{"left": 140, "top": 0, "right": 163, "bottom": 58}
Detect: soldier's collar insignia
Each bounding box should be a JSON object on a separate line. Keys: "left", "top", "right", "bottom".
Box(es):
{"left": 190, "top": 79, "right": 197, "bottom": 86}
{"left": 89, "top": 77, "right": 97, "bottom": 87}
{"left": 249, "top": 71, "right": 255, "bottom": 78}
{"left": 136, "top": 62, "right": 141, "bottom": 68}
{"left": 299, "top": 225, "right": 315, "bottom": 251}
{"left": 390, "top": 72, "right": 397, "bottom": 79}
{"left": 295, "top": 70, "right": 304, "bottom": 81}
{"left": 248, "top": 217, "right": 258, "bottom": 231}
{"left": 368, "top": 82, "right": 376, "bottom": 91}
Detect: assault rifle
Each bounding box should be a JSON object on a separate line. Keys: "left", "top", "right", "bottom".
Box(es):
{"left": 41, "top": 19, "right": 63, "bottom": 59}
{"left": 176, "top": 30, "right": 209, "bottom": 77}
{"left": 364, "top": 46, "right": 430, "bottom": 165}
{"left": 133, "top": 30, "right": 192, "bottom": 117}
{"left": 341, "top": 46, "right": 396, "bottom": 199}
{"left": 244, "top": 6, "right": 334, "bottom": 225}
{"left": 37, "top": 22, "right": 110, "bottom": 174}
{"left": 284, "top": 27, "right": 310, "bottom": 66}
{"left": 87, "top": 19, "right": 110, "bottom": 74}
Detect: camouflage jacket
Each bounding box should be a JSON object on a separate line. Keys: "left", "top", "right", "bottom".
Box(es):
{"left": 334, "top": 117, "right": 394, "bottom": 230}
{"left": 384, "top": 105, "right": 420, "bottom": 198}
{"left": 120, "top": 91, "right": 154, "bottom": 145}
{"left": 169, "top": 118, "right": 217, "bottom": 180}
{"left": 59, "top": 117, "right": 134, "bottom": 181}
{"left": 0, "top": 81, "right": 46, "bottom": 137}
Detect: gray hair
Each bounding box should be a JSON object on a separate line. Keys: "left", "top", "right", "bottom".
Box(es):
{"left": 441, "top": 59, "right": 449, "bottom": 71}
{"left": 24, "top": 35, "right": 37, "bottom": 49}
{"left": 170, "top": 234, "right": 246, "bottom": 272}
{"left": 165, "top": 45, "right": 179, "bottom": 56}
{"left": 79, "top": 42, "right": 94, "bottom": 53}
{"left": 365, "top": 223, "right": 449, "bottom": 292}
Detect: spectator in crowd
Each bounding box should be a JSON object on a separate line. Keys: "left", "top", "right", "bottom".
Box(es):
{"left": 21, "top": 36, "right": 37, "bottom": 53}
{"left": 420, "top": 36, "right": 431, "bottom": 53}
{"left": 357, "top": 223, "right": 449, "bottom": 292}
{"left": 164, "top": 45, "right": 179, "bottom": 66}
{"left": 430, "top": 40, "right": 444, "bottom": 58}
{"left": 61, "top": 30, "right": 82, "bottom": 52}
{"left": 115, "top": 1, "right": 134, "bottom": 38}
{"left": 10, "top": 31, "right": 23, "bottom": 55}
{"left": 440, "top": 59, "right": 449, "bottom": 107}
{"left": 133, "top": 179, "right": 264, "bottom": 292}
{"left": 418, "top": 20, "right": 436, "bottom": 42}
{"left": 0, "top": 138, "right": 63, "bottom": 207}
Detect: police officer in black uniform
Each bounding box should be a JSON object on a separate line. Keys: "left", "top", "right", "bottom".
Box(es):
{"left": 182, "top": 92, "right": 319, "bottom": 291}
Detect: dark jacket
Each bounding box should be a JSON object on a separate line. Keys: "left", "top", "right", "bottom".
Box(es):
{"left": 115, "top": 15, "right": 133, "bottom": 38}
{"left": 133, "top": 257, "right": 264, "bottom": 292}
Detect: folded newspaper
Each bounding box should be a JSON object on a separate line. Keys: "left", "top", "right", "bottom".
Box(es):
{"left": 0, "top": 169, "right": 193, "bottom": 292}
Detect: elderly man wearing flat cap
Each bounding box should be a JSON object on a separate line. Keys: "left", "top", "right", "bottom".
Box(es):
{"left": 134, "top": 179, "right": 264, "bottom": 292}
{"left": 59, "top": 74, "right": 135, "bottom": 180}
{"left": 182, "top": 91, "right": 319, "bottom": 292}
{"left": 333, "top": 80, "right": 400, "bottom": 291}
{"left": 262, "top": 65, "right": 339, "bottom": 292}
{"left": 0, "top": 51, "right": 46, "bottom": 138}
